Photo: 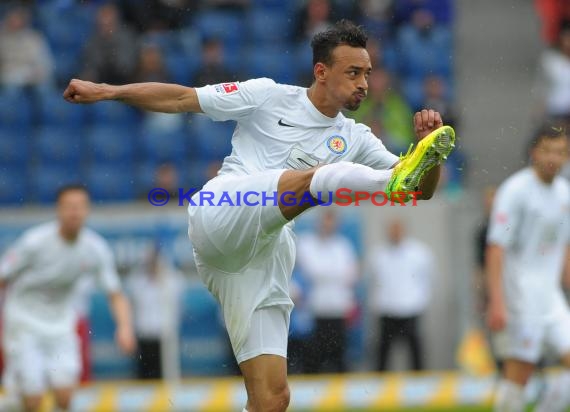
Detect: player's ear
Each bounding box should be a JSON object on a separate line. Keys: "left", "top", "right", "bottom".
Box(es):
{"left": 314, "top": 62, "right": 327, "bottom": 83}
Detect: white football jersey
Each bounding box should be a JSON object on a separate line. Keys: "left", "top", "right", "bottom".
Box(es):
{"left": 0, "top": 221, "right": 121, "bottom": 336}
{"left": 487, "top": 168, "right": 570, "bottom": 319}
{"left": 195, "top": 78, "right": 399, "bottom": 176}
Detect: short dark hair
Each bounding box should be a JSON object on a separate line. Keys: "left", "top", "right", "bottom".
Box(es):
{"left": 528, "top": 121, "right": 568, "bottom": 150}
{"left": 56, "top": 184, "right": 90, "bottom": 202}
{"left": 311, "top": 20, "right": 368, "bottom": 67}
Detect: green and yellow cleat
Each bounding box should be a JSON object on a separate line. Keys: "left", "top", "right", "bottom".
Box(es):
{"left": 386, "top": 125, "right": 456, "bottom": 202}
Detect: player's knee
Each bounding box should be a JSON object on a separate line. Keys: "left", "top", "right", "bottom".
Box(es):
{"left": 258, "top": 383, "right": 290, "bottom": 412}
{"left": 22, "top": 396, "right": 42, "bottom": 412}
{"left": 55, "top": 395, "right": 72, "bottom": 410}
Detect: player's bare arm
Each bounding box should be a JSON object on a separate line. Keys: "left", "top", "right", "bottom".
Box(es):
{"left": 563, "top": 245, "right": 570, "bottom": 290}
{"left": 108, "top": 291, "right": 136, "bottom": 354}
{"left": 485, "top": 243, "right": 507, "bottom": 331}
{"left": 63, "top": 79, "right": 203, "bottom": 114}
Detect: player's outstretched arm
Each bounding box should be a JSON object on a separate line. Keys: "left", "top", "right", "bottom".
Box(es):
{"left": 485, "top": 244, "right": 507, "bottom": 332}
{"left": 63, "top": 79, "right": 203, "bottom": 114}
{"left": 108, "top": 291, "right": 137, "bottom": 354}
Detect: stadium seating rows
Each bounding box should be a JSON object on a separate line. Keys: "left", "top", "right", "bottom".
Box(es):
{"left": 0, "top": 2, "right": 455, "bottom": 205}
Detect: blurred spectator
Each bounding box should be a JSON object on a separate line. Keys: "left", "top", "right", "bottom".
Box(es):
{"left": 126, "top": 245, "right": 185, "bottom": 379}
{"left": 423, "top": 74, "right": 457, "bottom": 129}
{"left": 133, "top": 42, "right": 172, "bottom": 83}
{"left": 80, "top": 3, "right": 138, "bottom": 84}
{"left": 535, "top": 21, "right": 570, "bottom": 120}
{"left": 193, "top": 37, "right": 235, "bottom": 86}
{"left": 294, "top": 0, "right": 334, "bottom": 43}
{"left": 391, "top": 0, "right": 454, "bottom": 28}
{"left": 155, "top": 163, "right": 180, "bottom": 200}
{"left": 118, "top": 0, "right": 194, "bottom": 32}
{"left": 351, "top": 68, "right": 415, "bottom": 154}
{"left": 295, "top": 210, "right": 359, "bottom": 373}
{"left": 367, "top": 218, "right": 434, "bottom": 371}
{"left": 396, "top": 7, "right": 452, "bottom": 101}
{"left": 535, "top": 0, "right": 570, "bottom": 46}
{"left": 357, "top": 0, "right": 391, "bottom": 39}
{"left": 0, "top": 6, "right": 54, "bottom": 88}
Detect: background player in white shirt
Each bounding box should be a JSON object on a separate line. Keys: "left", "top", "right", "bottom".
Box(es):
{"left": 295, "top": 209, "right": 359, "bottom": 373}
{"left": 486, "top": 124, "right": 570, "bottom": 412}
{"left": 0, "top": 185, "right": 136, "bottom": 412}
{"left": 63, "top": 20, "right": 455, "bottom": 412}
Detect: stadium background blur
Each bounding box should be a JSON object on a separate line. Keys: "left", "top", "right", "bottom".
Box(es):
{"left": 0, "top": 0, "right": 567, "bottom": 410}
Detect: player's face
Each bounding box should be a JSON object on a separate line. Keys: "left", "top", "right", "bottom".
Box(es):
{"left": 325, "top": 45, "right": 371, "bottom": 111}
{"left": 57, "top": 190, "right": 90, "bottom": 238}
{"left": 531, "top": 136, "right": 569, "bottom": 183}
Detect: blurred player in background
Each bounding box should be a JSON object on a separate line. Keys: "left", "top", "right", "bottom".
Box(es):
{"left": 0, "top": 185, "right": 136, "bottom": 412}
{"left": 486, "top": 123, "right": 570, "bottom": 412}
{"left": 63, "top": 20, "right": 455, "bottom": 412}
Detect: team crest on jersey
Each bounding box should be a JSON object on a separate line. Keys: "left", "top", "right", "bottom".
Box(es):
{"left": 215, "top": 82, "right": 240, "bottom": 95}
{"left": 326, "top": 135, "right": 347, "bottom": 154}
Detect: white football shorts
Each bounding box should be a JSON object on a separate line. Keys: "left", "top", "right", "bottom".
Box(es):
{"left": 2, "top": 328, "right": 80, "bottom": 395}
{"left": 188, "top": 170, "right": 295, "bottom": 363}
{"left": 493, "top": 309, "right": 570, "bottom": 363}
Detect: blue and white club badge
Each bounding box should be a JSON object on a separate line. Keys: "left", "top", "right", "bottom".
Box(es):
{"left": 326, "top": 135, "right": 347, "bottom": 155}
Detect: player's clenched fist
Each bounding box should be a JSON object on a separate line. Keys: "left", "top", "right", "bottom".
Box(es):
{"left": 63, "top": 78, "right": 110, "bottom": 104}
{"left": 414, "top": 109, "right": 444, "bottom": 141}
{"left": 486, "top": 300, "right": 507, "bottom": 332}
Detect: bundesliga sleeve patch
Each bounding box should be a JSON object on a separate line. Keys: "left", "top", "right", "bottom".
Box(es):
{"left": 215, "top": 82, "right": 240, "bottom": 95}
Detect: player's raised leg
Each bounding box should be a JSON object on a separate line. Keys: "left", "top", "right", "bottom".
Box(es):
{"left": 277, "top": 125, "right": 456, "bottom": 220}
{"left": 240, "top": 355, "right": 289, "bottom": 412}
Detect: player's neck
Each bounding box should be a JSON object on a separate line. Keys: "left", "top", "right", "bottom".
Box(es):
{"left": 532, "top": 166, "right": 555, "bottom": 185}
{"left": 307, "top": 85, "right": 340, "bottom": 118}
{"left": 59, "top": 226, "right": 80, "bottom": 242}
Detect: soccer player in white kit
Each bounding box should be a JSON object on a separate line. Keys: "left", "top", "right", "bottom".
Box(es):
{"left": 63, "top": 20, "right": 455, "bottom": 412}
{"left": 486, "top": 124, "right": 570, "bottom": 412}
{"left": 0, "top": 185, "right": 136, "bottom": 412}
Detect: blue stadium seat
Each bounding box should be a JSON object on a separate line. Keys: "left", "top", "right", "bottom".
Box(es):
{"left": 0, "top": 88, "right": 33, "bottom": 131}
{"left": 0, "top": 130, "right": 31, "bottom": 165}
{"left": 30, "top": 164, "right": 82, "bottom": 204}
{"left": 194, "top": 10, "right": 246, "bottom": 48}
{"left": 89, "top": 101, "right": 141, "bottom": 127}
{"left": 182, "top": 159, "right": 214, "bottom": 191}
{"left": 52, "top": 50, "right": 82, "bottom": 88}
{"left": 247, "top": 9, "right": 292, "bottom": 45}
{"left": 294, "top": 43, "right": 313, "bottom": 83}
{"left": 189, "top": 115, "right": 234, "bottom": 161}
{"left": 34, "top": 126, "right": 82, "bottom": 168}
{"left": 164, "top": 52, "right": 200, "bottom": 86}
{"left": 243, "top": 46, "right": 295, "bottom": 84}
{"left": 37, "top": 88, "right": 87, "bottom": 128}
{"left": 85, "top": 125, "right": 136, "bottom": 165}
{"left": 85, "top": 164, "right": 135, "bottom": 202}
{"left": 252, "top": 0, "right": 298, "bottom": 12}
{"left": 140, "top": 126, "right": 188, "bottom": 164}
{"left": 396, "top": 25, "right": 453, "bottom": 79}
{"left": 37, "top": 3, "right": 95, "bottom": 54}
{"left": 0, "top": 167, "right": 28, "bottom": 205}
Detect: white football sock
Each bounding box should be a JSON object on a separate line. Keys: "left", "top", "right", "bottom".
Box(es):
{"left": 493, "top": 379, "right": 526, "bottom": 412}
{"left": 309, "top": 161, "right": 394, "bottom": 204}
{"left": 242, "top": 409, "right": 248, "bottom": 412}
{"left": 535, "top": 370, "right": 570, "bottom": 412}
